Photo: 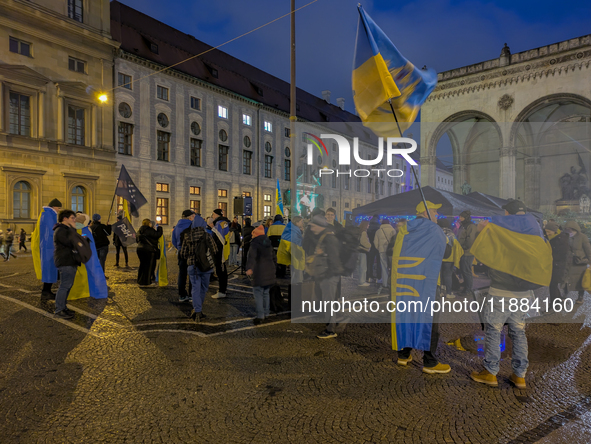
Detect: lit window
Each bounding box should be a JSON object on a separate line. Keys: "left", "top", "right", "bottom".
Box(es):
{"left": 157, "top": 85, "right": 169, "bottom": 101}
{"left": 190, "top": 139, "right": 202, "bottom": 167}
{"left": 157, "top": 131, "right": 170, "bottom": 161}
{"left": 218, "top": 145, "right": 229, "bottom": 171}
{"left": 156, "top": 198, "right": 168, "bottom": 225}
{"left": 190, "top": 200, "right": 201, "bottom": 214}
{"left": 218, "top": 106, "right": 228, "bottom": 119}
{"left": 264, "top": 121, "right": 272, "bottom": 132}
{"left": 264, "top": 194, "right": 271, "bottom": 202}
{"left": 13, "top": 181, "right": 31, "bottom": 219}
{"left": 68, "top": 57, "right": 85, "bottom": 74}
{"left": 116, "top": 196, "right": 124, "bottom": 214}
{"left": 9, "top": 37, "right": 31, "bottom": 57}
{"left": 242, "top": 192, "right": 252, "bottom": 197}
{"left": 264, "top": 155, "right": 273, "bottom": 178}
{"left": 218, "top": 189, "right": 228, "bottom": 198}
{"left": 190, "top": 97, "right": 201, "bottom": 110}
{"left": 156, "top": 183, "right": 169, "bottom": 192}
{"left": 67, "top": 105, "right": 85, "bottom": 145}
{"left": 68, "top": 0, "right": 83, "bottom": 22}
{"left": 243, "top": 114, "right": 251, "bottom": 126}
{"left": 190, "top": 186, "right": 201, "bottom": 195}
{"left": 243, "top": 151, "right": 252, "bottom": 175}
{"left": 218, "top": 202, "right": 228, "bottom": 213}
{"left": 118, "top": 122, "right": 133, "bottom": 155}
{"left": 264, "top": 205, "right": 271, "bottom": 217}
{"left": 9, "top": 92, "right": 30, "bottom": 136}
{"left": 118, "top": 73, "right": 132, "bottom": 90}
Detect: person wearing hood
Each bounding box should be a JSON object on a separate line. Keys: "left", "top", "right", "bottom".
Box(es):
{"left": 32, "top": 198, "right": 62, "bottom": 297}
{"left": 89, "top": 213, "right": 111, "bottom": 274}
{"left": 136, "top": 219, "right": 163, "bottom": 287}
{"left": 246, "top": 224, "right": 277, "bottom": 324}
{"left": 544, "top": 221, "right": 570, "bottom": 305}
{"left": 4, "top": 228, "right": 17, "bottom": 261}
{"left": 172, "top": 210, "right": 195, "bottom": 302}
{"left": 366, "top": 214, "right": 381, "bottom": 283}
{"left": 52, "top": 210, "right": 80, "bottom": 319}
{"left": 458, "top": 210, "right": 478, "bottom": 295}
{"left": 374, "top": 220, "right": 396, "bottom": 290}
{"left": 564, "top": 220, "right": 591, "bottom": 303}
{"left": 211, "top": 209, "right": 230, "bottom": 299}
{"left": 241, "top": 218, "right": 255, "bottom": 272}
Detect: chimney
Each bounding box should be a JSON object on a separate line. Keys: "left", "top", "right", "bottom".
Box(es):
{"left": 322, "top": 90, "right": 331, "bottom": 103}
{"left": 336, "top": 98, "right": 345, "bottom": 110}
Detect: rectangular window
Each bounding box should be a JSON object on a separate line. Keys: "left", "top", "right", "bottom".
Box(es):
{"left": 243, "top": 150, "right": 252, "bottom": 175}
{"left": 68, "top": 57, "right": 85, "bottom": 74}
{"left": 332, "top": 173, "right": 336, "bottom": 188}
{"left": 264, "top": 121, "right": 272, "bottom": 132}
{"left": 344, "top": 175, "right": 350, "bottom": 190}
{"left": 218, "top": 202, "right": 228, "bottom": 213}
{"left": 118, "top": 122, "right": 133, "bottom": 155}
{"left": 242, "top": 114, "right": 251, "bottom": 126}
{"left": 242, "top": 192, "right": 252, "bottom": 197}
{"left": 67, "top": 105, "right": 85, "bottom": 145}
{"left": 356, "top": 178, "right": 361, "bottom": 192}
{"left": 157, "top": 131, "right": 170, "bottom": 161}
{"left": 284, "top": 159, "right": 291, "bottom": 181}
{"left": 219, "top": 145, "right": 229, "bottom": 171}
{"left": 68, "top": 0, "right": 83, "bottom": 22}
{"left": 264, "top": 194, "right": 271, "bottom": 202}
{"left": 264, "top": 155, "right": 273, "bottom": 178}
{"left": 332, "top": 201, "right": 337, "bottom": 207}
{"left": 284, "top": 127, "right": 290, "bottom": 137}
{"left": 332, "top": 143, "right": 337, "bottom": 152}
{"left": 218, "top": 189, "right": 228, "bottom": 198}
{"left": 367, "top": 178, "right": 373, "bottom": 194}
{"left": 345, "top": 202, "right": 350, "bottom": 208}
{"left": 190, "top": 200, "right": 201, "bottom": 214}
{"left": 156, "top": 183, "right": 169, "bottom": 192}
{"left": 218, "top": 105, "right": 228, "bottom": 119}
{"left": 190, "top": 186, "right": 201, "bottom": 195}
{"left": 9, "top": 37, "right": 31, "bottom": 57}
{"left": 156, "top": 198, "right": 168, "bottom": 225}
{"left": 380, "top": 180, "right": 384, "bottom": 195}
{"left": 388, "top": 182, "right": 392, "bottom": 195}
{"left": 9, "top": 92, "right": 30, "bottom": 136}
{"left": 157, "top": 85, "right": 169, "bottom": 101}
{"left": 190, "top": 97, "right": 201, "bottom": 110}
{"left": 190, "top": 138, "right": 202, "bottom": 167}
{"left": 118, "top": 73, "right": 132, "bottom": 90}
{"left": 264, "top": 205, "right": 271, "bottom": 217}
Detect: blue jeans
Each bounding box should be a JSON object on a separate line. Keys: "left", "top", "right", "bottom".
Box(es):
{"left": 253, "top": 285, "right": 271, "bottom": 319}
{"left": 96, "top": 246, "right": 108, "bottom": 273}
{"left": 55, "top": 266, "right": 77, "bottom": 313}
{"left": 230, "top": 244, "right": 239, "bottom": 265}
{"left": 483, "top": 294, "right": 529, "bottom": 377}
{"left": 188, "top": 265, "right": 213, "bottom": 313}
{"left": 357, "top": 253, "right": 367, "bottom": 284}
{"left": 459, "top": 255, "right": 473, "bottom": 293}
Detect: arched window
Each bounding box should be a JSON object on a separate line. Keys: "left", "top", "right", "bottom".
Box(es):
{"left": 13, "top": 181, "right": 31, "bottom": 219}
{"left": 72, "top": 186, "right": 85, "bottom": 213}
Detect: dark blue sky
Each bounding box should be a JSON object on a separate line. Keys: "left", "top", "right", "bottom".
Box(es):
{"left": 118, "top": 0, "right": 590, "bottom": 115}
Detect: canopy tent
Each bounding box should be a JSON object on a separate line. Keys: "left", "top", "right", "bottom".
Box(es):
{"left": 352, "top": 186, "right": 506, "bottom": 218}
{"left": 467, "top": 192, "right": 543, "bottom": 220}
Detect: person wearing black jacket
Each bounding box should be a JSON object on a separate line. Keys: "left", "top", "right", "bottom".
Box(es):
{"left": 90, "top": 213, "right": 112, "bottom": 274}
{"left": 136, "top": 219, "right": 163, "bottom": 287}
{"left": 19, "top": 228, "right": 27, "bottom": 252}
{"left": 245, "top": 224, "right": 277, "bottom": 324}
{"left": 545, "top": 221, "right": 570, "bottom": 306}
{"left": 241, "top": 218, "right": 254, "bottom": 272}
{"left": 53, "top": 210, "right": 80, "bottom": 319}
{"left": 366, "top": 214, "right": 381, "bottom": 282}
{"left": 4, "top": 228, "right": 17, "bottom": 261}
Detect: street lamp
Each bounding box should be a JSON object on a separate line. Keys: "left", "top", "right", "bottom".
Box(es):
{"left": 98, "top": 93, "right": 108, "bottom": 103}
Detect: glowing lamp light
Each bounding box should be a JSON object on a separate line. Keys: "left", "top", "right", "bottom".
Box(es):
{"left": 98, "top": 94, "right": 108, "bottom": 103}
{"left": 156, "top": 216, "right": 162, "bottom": 222}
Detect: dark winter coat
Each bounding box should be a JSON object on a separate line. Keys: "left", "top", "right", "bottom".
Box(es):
{"left": 458, "top": 221, "right": 478, "bottom": 254}
{"left": 549, "top": 231, "right": 570, "bottom": 284}
{"left": 313, "top": 227, "right": 344, "bottom": 278}
{"left": 53, "top": 224, "right": 80, "bottom": 268}
{"left": 564, "top": 221, "right": 591, "bottom": 291}
{"left": 246, "top": 226, "right": 277, "bottom": 287}
{"left": 90, "top": 222, "right": 112, "bottom": 249}
{"left": 230, "top": 223, "right": 242, "bottom": 245}
{"left": 136, "top": 225, "right": 163, "bottom": 253}
{"left": 5, "top": 232, "right": 14, "bottom": 245}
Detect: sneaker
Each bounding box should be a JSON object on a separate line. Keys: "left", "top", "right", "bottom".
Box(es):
{"left": 470, "top": 368, "right": 498, "bottom": 386}
{"left": 54, "top": 310, "right": 74, "bottom": 320}
{"left": 358, "top": 282, "right": 370, "bottom": 287}
{"left": 63, "top": 308, "right": 75, "bottom": 316}
{"left": 179, "top": 295, "right": 191, "bottom": 303}
{"left": 397, "top": 355, "right": 413, "bottom": 366}
{"left": 253, "top": 317, "right": 264, "bottom": 325}
{"left": 212, "top": 292, "right": 226, "bottom": 299}
{"left": 509, "top": 373, "right": 526, "bottom": 389}
{"left": 317, "top": 330, "right": 337, "bottom": 339}
{"left": 423, "top": 362, "right": 452, "bottom": 374}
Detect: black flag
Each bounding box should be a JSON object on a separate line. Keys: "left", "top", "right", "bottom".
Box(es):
{"left": 115, "top": 165, "right": 147, "bottom": 217}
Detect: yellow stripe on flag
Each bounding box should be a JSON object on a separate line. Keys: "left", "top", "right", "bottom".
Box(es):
{"left": 353, "top": 54, "right": 400, "bottom": 121}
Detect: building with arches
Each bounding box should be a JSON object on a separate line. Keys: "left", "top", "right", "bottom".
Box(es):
{"left": 420, "top": 35, "right": 591, "bottom": 212}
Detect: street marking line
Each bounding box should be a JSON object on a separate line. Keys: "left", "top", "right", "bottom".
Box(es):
{"left": 0, "top": 273, "right": 19, "bottom": 279}
{"left": 16, "top": 288, "right": 35, "bottom": 293}
{"left": 0, "top": 283, "right": 13, "bottom": 288}
{"left": 207, "top": 318, "right": 292, "bottom": 337}
{"left": 139, "top": 329, "right": 207, "bottom": 337}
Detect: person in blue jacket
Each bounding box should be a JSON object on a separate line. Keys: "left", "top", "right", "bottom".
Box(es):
{"left": 211, "top": 209, "right": 230, "bottom": 299}
{"left": 172, "top": 209, "right": 195, "bottom": 302}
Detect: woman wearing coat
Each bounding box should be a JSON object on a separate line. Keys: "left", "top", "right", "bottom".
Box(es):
{"left": 564, "top": 220, "right": 591, "bottom": 303}
{"left": 136, "top": 219, "right": 163, "bottom": 287}
{"left": 245, "top": 225, "right": 277, "bottom": 324}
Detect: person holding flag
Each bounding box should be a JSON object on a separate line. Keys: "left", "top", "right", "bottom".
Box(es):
{"left": 393, "top": 201, "right": 451, "bottom": 374}
{"left": 211, "top": 208, "right": 230, "bottom": 299}
{"left": 32, "top": 198, "right": 62, "bottom": 297}
{"left": 470, "top": 200, "right": 552, "bottom": 389}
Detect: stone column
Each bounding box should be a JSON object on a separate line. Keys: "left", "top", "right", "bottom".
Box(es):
{"left": 419, "top": 155, "right": 437, "bottom": 187}
{"left": 524, "top": 156, "right": 541, "bottom": 209}
{"left": 38, "top": 91, "right": 45, "bottom": 138}
{"left": 499, "top": 147, "right": 516, "bottom": 199}
{"left": 91, "top": 105, "right": 98, "bottom": 147}
{"left": 0, "top": 82, "right": 4, "bottom": 133}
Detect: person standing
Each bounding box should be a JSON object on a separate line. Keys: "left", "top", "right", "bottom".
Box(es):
{"left": 53, "top": 210, "right": 81, "bottom": 319}
{"left": 136, "top": 219, "right": 162, "bottom": 287}
{"left": 4, "top": 228, "right": 17, "bottom": 261}
{"left": 325, "top": 208, "right": 343, "bottom": 235}
{"left": 438, "top": 218, "right": 463, "bottom": 298}
{"left": 229, "top": 216, "right": 242, "bottom": 267}
{"left": 19, "top": 229, "right": 27, "bottom": 252}
{"left": 246, "top": 224, "right": 277, "bottom": 324}
{"left": 544, "top": 221, "right": 570, "bottom": 306}
{"left": 89, "top": 213, "right": 111, "bottom": 274}
{"left": 564, "top": 220, "right": 591, "bottom": 303}
{"left": 241, "top": 218, "right": 255, "bottom": 272}
{"left": 172, "top": 210, "right": 195, "bottom": 302}
{"left": 113, "top": 216, "right": 130, "bottom": 268}
{"left": 0, "top": 230, "right": 4, "bottom": 259}
{"left": 357, "top": 221, "right": 371, "bottom": 286}
{"left": 268, "top": 214, "right": 286, "bottom": 277}
{"left": 457, "top": 210, "right": 478, "bottom": 295}
{"left": 374, "top": 220, "right": 396, "bottom": 290}
{"left": 32, "top": 198, "right": 62, "bottom": 297}
{"left": 366, "top": 214, "right": 381, "bottom": 283}
{"left": 211, "top": 209, "right": 230, "bottom": 299}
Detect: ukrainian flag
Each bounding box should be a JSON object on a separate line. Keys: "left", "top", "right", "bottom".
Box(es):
{"left": 69, "top": 226, "right": 108, "bottom": 300}
{"left": 277, "top": 221, "right": 305, "bottom": 270}
{"left": 470, "top": 215, "right": 552, "bottom": 287}
{"left": 156, "top": 234, "right": 168, "bottom": 286}
{"left": 443, "top": 237, "right": 464, "bottom": 269}
{"left": 276, "top": 179, "right": 284, "bottom": 216}
{"left": 32, "top": 207, "right": 58, "bottom": 283}
{"left": 353, "top": 5, "right": 437, "bottom": 137}
{"left": 391, "top": 217, "right": 446, "bottom": 351}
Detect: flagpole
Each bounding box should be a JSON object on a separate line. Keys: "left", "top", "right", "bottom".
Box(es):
{"left": 387, "top": 99, "right": 432, "bottom": 221}
{"left": 106, "top": 183, "right": 118, "bottom": 225}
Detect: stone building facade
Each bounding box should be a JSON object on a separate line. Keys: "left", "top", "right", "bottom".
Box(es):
{"left": 0, "top": 0, "right": 118, "bottom": 232}
{"left": 420, "top": 36, "right": 591, "bottom": 212}
{"left": 435, "top": 159, "right": 453, "bottom": 192}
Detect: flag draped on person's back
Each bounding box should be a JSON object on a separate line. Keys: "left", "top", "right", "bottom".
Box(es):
{"left": 69, "top": 226, "right": 108, "bottom": 300}
{"left": 115, "top": 165, "right": 147, "bottom": 217}
{"left": 277, "top": 221, "right": 305, "bottom": 270}
{"left": 32, "top": 207, "right": 58, "bottom": 284}
{"left": 352, "top": 5, "right": 437, "bottom": 137}
{"left": 471, "top": 215, "right": 552, "bottom": 287}
{"left": 391, "top": 218, "right": 446, "bottom": 351}
{"left": 155, "top": 233, "right": 168, "bottom": 286}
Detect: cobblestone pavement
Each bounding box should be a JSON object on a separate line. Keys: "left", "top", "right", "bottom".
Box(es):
{"left": 1, "top": 250, "right": 590, "bottom": 443}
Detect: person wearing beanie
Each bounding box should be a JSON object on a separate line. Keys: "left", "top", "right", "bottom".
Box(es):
{"left": 32, "top": 198, "right": 63, "bottom": 297}
{"left": 245, "top": 224, "right": 277, "bottom": 324}
{"left": 544, "top": 221, "right": 569, "bottom": 306}
{"left": 210, "top": 209, "right": 230, "bottom": 299}
{"left": 4, "top": 228, "right": 17, "bottom": 261}
{"left": 89, "top": 213, "right": 112, "bottom": 274}
{"left": 457, "top": 210, "right": 478, "bottom": 296}
{"left": 172, "top": 209, "right": 196, "bottom": 302}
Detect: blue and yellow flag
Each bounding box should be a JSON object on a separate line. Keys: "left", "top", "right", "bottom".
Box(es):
{"left": 391, "top": 217, "right": 446, "bottom": 351}
{"left": 471, "top": 215, "right": 552, "bottom": 287}
{"left": 276, "top": 179, "right": 284, "bottom": 216}
{"left": 443, "top": 238, "right": 464, "bottom": 269}
{"left": 32, "top": 207, "right": 58, "bottom": 283}
{"left": 69, "top": 226, "right": 108, "bottom": 300}
{"left": 277, "top": 221, "right": 305, "bottom": 270}
{"left": 155, "top": 233, "right": 168, "bottom": 286}
{"left": 353, "top": 5, "right": 437, "bottom": 137}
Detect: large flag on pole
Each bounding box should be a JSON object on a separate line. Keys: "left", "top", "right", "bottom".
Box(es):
{"left": 352, "top": 5, "right": 437, "bottom": 137}
{"left": 276, "top": 179, "right": 284, "bottom": 216}
{"left": 115, "top": 165, "right": 147, "bottom": 217}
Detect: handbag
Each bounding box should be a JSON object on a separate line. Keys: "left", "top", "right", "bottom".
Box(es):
{"left": 305, "top": 233, "right": 329, "bottom": 277}
{"left": 582, "top": 267, "right": 591, "bottom": 291}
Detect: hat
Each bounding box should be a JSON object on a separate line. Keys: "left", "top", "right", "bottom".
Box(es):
{"left": 274, "top": 214, "right": 283, "bottom": 222}
{"left": 75, "top": 213, "right": 88, "bottom": 225}
{"left": 92, "top": 213, "right": 101, "bottom": 221}
{"left": 416, "top": 201, "right": 442, "bottom": 214}
{"left": 502, "top": 200, "right": 526, "bottom": 215}
{"left": 459, "top": 210, "right": 471, "bottom": 219}
{"left": 309, "top": 215, "right": 328, "bottom": 227}
{"left": 182, "top": 209, "right": 195, "bottom": 218}
{"left": 48, "top": 198, "right": 62, "bottom": 208}
{"left": 6, "top": 228, "right": 12, "bottom": 232}
{"left": 213, "top": 209, "right": 223, "bottom": 216}
{"left": 545, "top": 221, "right": 559, "bottom": 232}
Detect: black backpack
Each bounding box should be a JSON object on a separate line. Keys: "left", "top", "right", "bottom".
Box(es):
{"left": 72, "top": 231, "right": 92, "bottom": 264}
{"left": 336, "top": 226, "right": 362, "bottom": 274}
{"left": 194, "top": 235, "right": 214, "bottom": 272}
{"left": 181, "top": 227, "right": 216, "bottom": 272}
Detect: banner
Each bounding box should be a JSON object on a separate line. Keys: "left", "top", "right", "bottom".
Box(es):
{"left": 115, "top": 165, "right": 147, "bottom": 217}
{"left": 112, "top": 217, "right": 137, "bottom": 247}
